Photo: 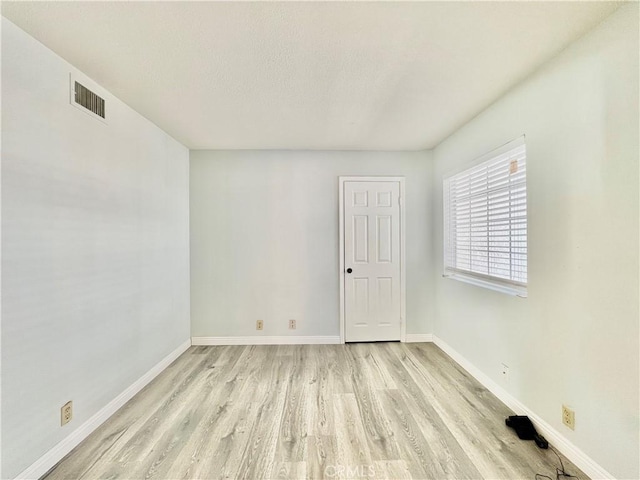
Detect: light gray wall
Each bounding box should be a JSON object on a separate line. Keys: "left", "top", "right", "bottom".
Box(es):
{"left": 190, "top": 150, "right": 433, "bottom": 338}
{"left": 431, "top": 5, "right": 638, "bottom": 479}
{"left": 1, "top": 19, "right": 191, "bottom": 478}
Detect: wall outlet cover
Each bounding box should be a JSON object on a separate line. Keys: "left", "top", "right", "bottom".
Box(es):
{"left": 61, "top": 401, "right": 73, "bottom": 426}
{"left": 562, "top": 405, "right": 575, "bottom": 430}
{"left": 501, "top": 363, "right": 510, "bottom": 383}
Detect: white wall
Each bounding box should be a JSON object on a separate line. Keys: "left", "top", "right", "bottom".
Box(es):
{"left": 431, "top": 5, "right": 638, "bottom": 479}
{"left": 190, "top": 150, "right": 433, "bottom": 339}
{"left": 1, "top": 19, "right": 191, "bottom": 478}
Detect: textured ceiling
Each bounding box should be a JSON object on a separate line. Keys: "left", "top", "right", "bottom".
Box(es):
{"left": 2, "top": 1, "right": 622, "bottom": 150}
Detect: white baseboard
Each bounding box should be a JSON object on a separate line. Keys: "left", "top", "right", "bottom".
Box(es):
{"left": 432, "top": 335, "right": 615, "bottom": 480}
{"left": 404, "top": 333, "right": 433, "bottom": 343}
{"left": 192, "top": 335, "right": 341, "bottom": 346}
{"left": 15, "top": 339, "right": 191, "bottom": 480}
{"left": 193, "top": 335, "right": 432, "bottom": 346}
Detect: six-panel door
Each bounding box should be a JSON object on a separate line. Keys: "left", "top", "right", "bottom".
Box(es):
{"left": 344, "top": 181, "right": 401, "bottom": 342}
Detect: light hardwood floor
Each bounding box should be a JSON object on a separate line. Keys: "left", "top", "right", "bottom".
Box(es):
{"left": 44, "top": 343, "right": 586, "bottom": 479}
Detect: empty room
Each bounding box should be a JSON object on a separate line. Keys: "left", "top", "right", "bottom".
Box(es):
{"left": 1, "top": 1, "right": 638, "bottom": 479}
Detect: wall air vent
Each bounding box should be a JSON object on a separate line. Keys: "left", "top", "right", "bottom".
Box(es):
{"left": 69, "top": 74, "right": 106, "bottom": 123}
{"left": 74, "top": 81, "right": 105, "bottom": 118}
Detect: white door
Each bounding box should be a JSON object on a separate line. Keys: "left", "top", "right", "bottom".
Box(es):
{"left": 343, "top": 181, "right": 401, "bottom": 342}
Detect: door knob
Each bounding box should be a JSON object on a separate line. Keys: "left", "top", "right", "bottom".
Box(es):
{"left": 346, "top": 268, "right": 353, "bottom": 274}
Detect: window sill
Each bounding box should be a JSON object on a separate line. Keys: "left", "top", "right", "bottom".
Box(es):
{"left": 443, "top": 272, "right": 527, "bottom": 298}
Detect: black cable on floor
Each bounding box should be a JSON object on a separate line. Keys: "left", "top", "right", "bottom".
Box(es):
{"left": 535, "top": 446, "right": 579, "bottom": 480}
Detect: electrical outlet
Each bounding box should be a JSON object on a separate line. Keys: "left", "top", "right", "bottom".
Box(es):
{"left": 501, "top": 363, "right": 510, "bottom": 383}
{"left": 562, "top": 405, "right": 575, "bottom": 430}
{"left": 256, "top": 320, "right": 264, "bottom": 331}
{"left": 289, "top": 319, "right": 296, "bottom": 330}
{"left": 61, "top": 401, "right": 73, "bottom": 426}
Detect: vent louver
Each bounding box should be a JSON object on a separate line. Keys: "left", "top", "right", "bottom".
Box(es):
{"left": 74, "top": 81, "right": 105, "bottom": 119}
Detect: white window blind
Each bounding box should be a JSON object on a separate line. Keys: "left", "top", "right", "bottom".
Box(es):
{"left": 443, "top": 137, "right": 527, "bottom": 296}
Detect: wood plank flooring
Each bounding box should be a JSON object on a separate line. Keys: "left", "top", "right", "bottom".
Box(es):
{"left": 43, "top": 343, "right": 586, "bottom": 480}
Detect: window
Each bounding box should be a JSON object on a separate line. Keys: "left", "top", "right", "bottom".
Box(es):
{"left": 443, "top": 136, "right": 527, "bottom": 297}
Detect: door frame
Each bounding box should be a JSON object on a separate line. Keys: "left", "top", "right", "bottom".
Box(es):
{"left": 338, "top": 176, "right": 406, "bottom": 344}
